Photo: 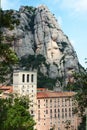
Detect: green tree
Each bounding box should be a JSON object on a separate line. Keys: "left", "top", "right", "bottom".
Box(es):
{"left": 0, "top": 96, "right": 35, "bottom": 130}
{"left": 0, "top": 9, "right": 18, "bottom": 83}
{"left": 0, "top": 98, "right": 12, "bottom": 130}
{"left": 0, "top": 43, "right": 18, "bottom": 83}
{"left": 68, "top": 71, "right": 87, "bottom": 115}
{"left": 66, "top": 70, "right": 87, "bottom": 130}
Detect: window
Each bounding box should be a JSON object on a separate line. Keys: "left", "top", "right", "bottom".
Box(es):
{"left": 65, "top": 108, "right": 67, "bottom": 117}
{"left": 65, "top": 98, "right": 67, "bottom": 106}
{"left": 55, "top": 114, "right": 56, "bottom": 118}
{"left": 46, "top": 110, "right": 48, "bottom": 114}
{"left": 50, "top": 99, "right": 52, "bottom": 107}
{"left": 50, "top": 109, "right": 52, "bottom": 113}
{"left": 38, "top": 105, "right": 40, "bottom": 108}
{"left": 62, "top": 113, "right": 64, "bottom": 118}
{"left": 31, "top": 110, "right": 33, "bottom": 114}
{"left": 65, "top": 113, "right": 67, "bottom": 117}
{"left": 27, "top": 74, "right": 29, "bottom": 82}
{"left": 69, "top": 108, "right": 71, "bottom": 117}
{"left": 69, "top": 108, "right": 71, "bottom": 112}
{"left": 58, "top": 113, "right": 60, "bottom": 118}
{"left": 46, "top": 99, "right": 48, "bottom": 108}
{"left": 31, "top": 74, "right": 34, "bottom": 82}
{"left": 31, "top": 105, "right": 33, "bottom": 107}
{"left": 65, "top": 108, "right": 67, "bottom": 112}
{"left": 22, "top": 74, "right": 25, "bottom": 82}
{"left": 38, "top": 110, "right": 40, "bottom": 121}
{"left": 62, "top": 108, "right": 64, "bottom": 118}
{"left": 58, "top": 109, "right": 60, "bottom": 112}
{"left": 50, "top": 99, "right": 52, "bottom": 103}
{"left": 62, "top": 108, "right": 64, "bottom": 112}
{"left": 54, "top": 109, "right": 56, "bottom": 113}
{"left": 58, "top": 109, "right": 60, "bottom": 118}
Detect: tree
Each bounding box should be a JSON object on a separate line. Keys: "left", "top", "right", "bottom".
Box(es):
{"left": 0, "top": 96, "right": 35, "bottom": 130}
{"left": 71, "top": 71, "right": 87, "bottom": 115}
{"left": 0, "top": 9, "right": 18, "bottom": 84}
{"left": 66, "top": 70, "right": 87, "bottom": 130}
{"left": 0, "top": 97, "right": 13, "bottom": 130}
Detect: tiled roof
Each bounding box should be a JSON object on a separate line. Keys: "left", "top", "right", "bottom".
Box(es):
{"left": 37, "top": 91, "right": 75, "bottom": 99}
{"left": 0, "top": 86, "right": 75, "bottom": 98}
{"left": 0, "top": 86, "right": 13, "bottom": 94}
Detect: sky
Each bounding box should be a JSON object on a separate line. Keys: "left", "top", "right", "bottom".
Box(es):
{"left": 1, "top": 0, "right": 87, "bottom": 68}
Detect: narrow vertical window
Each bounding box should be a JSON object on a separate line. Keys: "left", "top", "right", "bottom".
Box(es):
{"left": 46, "top": 110, "right": 48, "bottom": 114}
{"left": 58, "top": 109, "right": 60, "bottom": 113}
{"left": 38, "top": 110, "right": 40, "bottom": 121}
{"left": 46, "top": 99, "right": 48, "bottom": 108}
{"left": 31, "top": 74, "right": 34, "bottom": 82}
{"left": 27, "top": 74, "right": 29, "bottom": 82}
{"left": 69, "top": 108, "right": 71, "bottom": 117}
{"left": 22, "top": 74, "right": 25, "bottom": 82}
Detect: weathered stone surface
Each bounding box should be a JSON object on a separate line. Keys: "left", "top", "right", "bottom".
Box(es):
{"left": 3, "top": 5, "right": 80, "bottom": 88}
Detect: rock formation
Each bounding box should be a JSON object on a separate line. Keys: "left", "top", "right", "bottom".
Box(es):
{"left": 2, "top": 5, "right": 80, "bottom": 89}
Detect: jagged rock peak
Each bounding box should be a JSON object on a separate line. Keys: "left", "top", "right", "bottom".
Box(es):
{"left": 2, "top": 5, "right": 80, "bottom": 88}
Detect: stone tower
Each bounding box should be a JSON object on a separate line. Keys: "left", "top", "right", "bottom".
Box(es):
{"left": 13, "top": 70, "right": 37, "bottom": 118}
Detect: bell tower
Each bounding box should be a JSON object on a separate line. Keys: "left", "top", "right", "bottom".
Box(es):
{"left": 13, "top": 70, "right": 37, "bottom": 118}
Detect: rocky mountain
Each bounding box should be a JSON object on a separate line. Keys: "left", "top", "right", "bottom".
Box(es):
{"left": 2, "top": 5, "right": 81, "bottom": 89}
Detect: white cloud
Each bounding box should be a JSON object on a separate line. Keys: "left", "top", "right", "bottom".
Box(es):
{"left": 61, "top": 0, "right": 87, "bottom": 13}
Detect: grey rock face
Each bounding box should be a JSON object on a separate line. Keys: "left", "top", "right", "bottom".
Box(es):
{"left": 3, "top": 5, "right": 80, "bottom": 88}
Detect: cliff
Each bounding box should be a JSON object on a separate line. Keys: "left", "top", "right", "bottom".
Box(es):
{"left": 2, "top": 5, "right": 81, "bottom": 89}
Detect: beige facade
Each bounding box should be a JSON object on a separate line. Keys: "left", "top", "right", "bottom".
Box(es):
{"left": 36, "top": 90, "right": 79, "bottom": 130}
{"left": 12, "top": 71, "right": 80, "bottom": 130}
